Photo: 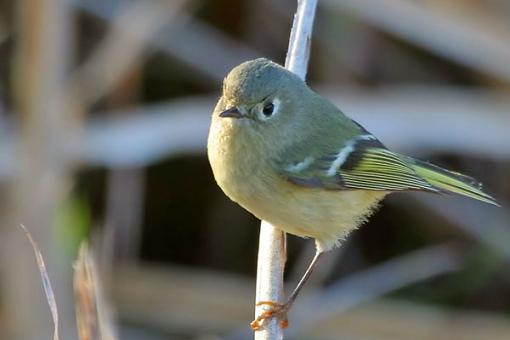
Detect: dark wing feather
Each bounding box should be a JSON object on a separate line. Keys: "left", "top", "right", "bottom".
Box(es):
{"left": 339, "top": 148, "right": 438, "bottom": 192}
{"left": 282, "top": 135, "right": 438, "bottom": 193}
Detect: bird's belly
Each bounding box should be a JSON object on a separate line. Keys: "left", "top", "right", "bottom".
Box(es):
{"left": 207, "top": 125, "right": 385, "bottom": 252}
{"left": 231, "top": 176, "right": 386, "bottom": 252}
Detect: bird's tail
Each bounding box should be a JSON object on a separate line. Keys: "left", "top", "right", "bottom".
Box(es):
{"left": 407, "top": 158, "right": 499, "bottom": 206}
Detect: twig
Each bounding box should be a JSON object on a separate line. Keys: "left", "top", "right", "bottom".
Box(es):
{"left": 254, "top": 222, "right": 286, "bottom": 339}
{"left": 254, "top": 1, "right": 318, "bottom": 339}
{"left": 285, "top": 0, "right": 318, "bottom": 79}
{"left": 20, "top": 225, "right": 59, "bottom": 340}
{"left": 228, "top": 243, "right": 462, "bottom": 339}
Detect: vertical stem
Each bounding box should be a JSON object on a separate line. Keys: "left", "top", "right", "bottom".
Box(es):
{"left": 285, "top": 0, "right": 319, "bottom": 79}
{"left": 254, "top": 1, "right": 318, "bottom": 339}
{"left": 255, "top": 222, "right": 286, "bottom": 340}
{"left": 2, "top": 0, "right": 77, "bottom": 338}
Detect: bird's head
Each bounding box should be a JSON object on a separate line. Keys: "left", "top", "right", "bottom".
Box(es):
{"left": 213, "top": 58, "right": 310, "bottom": 144}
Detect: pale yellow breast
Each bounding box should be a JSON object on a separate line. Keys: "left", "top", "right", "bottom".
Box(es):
{"left": 208, "top": 118, "right": 386, "bottom": 252}
{"left": 233, "top": 175, "right": 386, "bottom": 252}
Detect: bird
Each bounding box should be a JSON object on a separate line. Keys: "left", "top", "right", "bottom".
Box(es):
{"left": 207, "top": 58, "right": 498, "bottom": 329}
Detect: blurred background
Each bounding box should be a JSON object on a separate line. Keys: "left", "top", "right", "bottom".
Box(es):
{"left": 0, "top": 0, "right": 510, "bottom": 339}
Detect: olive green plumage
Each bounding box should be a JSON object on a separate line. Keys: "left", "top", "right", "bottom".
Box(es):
{"left": 208, "top": 58, "right": 497, "bottom": 252}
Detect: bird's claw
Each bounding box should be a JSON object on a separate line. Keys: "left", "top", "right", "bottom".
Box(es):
{"left": 250, "top": 301, "right": 289, "bottom": 331}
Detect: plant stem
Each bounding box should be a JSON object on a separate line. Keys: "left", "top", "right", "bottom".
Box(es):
{"left": 254, "top": 1, "right": 318, "bottom": 339}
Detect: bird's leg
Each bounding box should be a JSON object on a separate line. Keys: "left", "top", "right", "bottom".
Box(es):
{"left": 251, "top": 250, "right": 324, "bottom": 330}
{"left": 283, "top": 249, "right": 323, "bottom": 312}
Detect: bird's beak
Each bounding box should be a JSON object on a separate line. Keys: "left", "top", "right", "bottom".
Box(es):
{"left": 219, "top": 107, "right": 244, "bottom": 119}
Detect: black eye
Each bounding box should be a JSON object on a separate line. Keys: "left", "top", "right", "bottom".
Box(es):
{"left": 262, "top": 103, "right": 274, "bottom": 116}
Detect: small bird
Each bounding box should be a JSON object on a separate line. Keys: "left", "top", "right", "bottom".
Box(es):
{"left": 207, "top": 58, "right": 497, "bottom": 329}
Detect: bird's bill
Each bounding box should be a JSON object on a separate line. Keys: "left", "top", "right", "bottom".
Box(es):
{"left": 219, "top": 107, "right": 244, "bottom": 118}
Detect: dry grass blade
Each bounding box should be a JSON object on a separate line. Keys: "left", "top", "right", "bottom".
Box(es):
{"left": 20, "top": 224, "right": 59, "bottom": 340}
{"left": 74, "top": 242, "right": 117, "bottom": 340}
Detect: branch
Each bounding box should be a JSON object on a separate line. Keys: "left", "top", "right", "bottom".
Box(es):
{"left": 254, "top": 1, "right": 318, "bottom": 339}
{"left": 285, "top": 0, "right": 318, "bottom": 79}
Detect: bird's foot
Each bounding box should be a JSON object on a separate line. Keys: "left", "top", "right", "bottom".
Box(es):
{"left": 250, "top": 301, "right": 289, "bottom": 331}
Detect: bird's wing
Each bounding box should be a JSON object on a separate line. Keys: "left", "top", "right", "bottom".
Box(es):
{"left": 280, "top": 133, "right": 438, "bottom": 193}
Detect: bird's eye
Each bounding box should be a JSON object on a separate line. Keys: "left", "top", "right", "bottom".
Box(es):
{"left": 256, "top": 98, "right": 280, "bottom": 121}
{"left": 262, "top": 103, "right": 274, "bottom": 116}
